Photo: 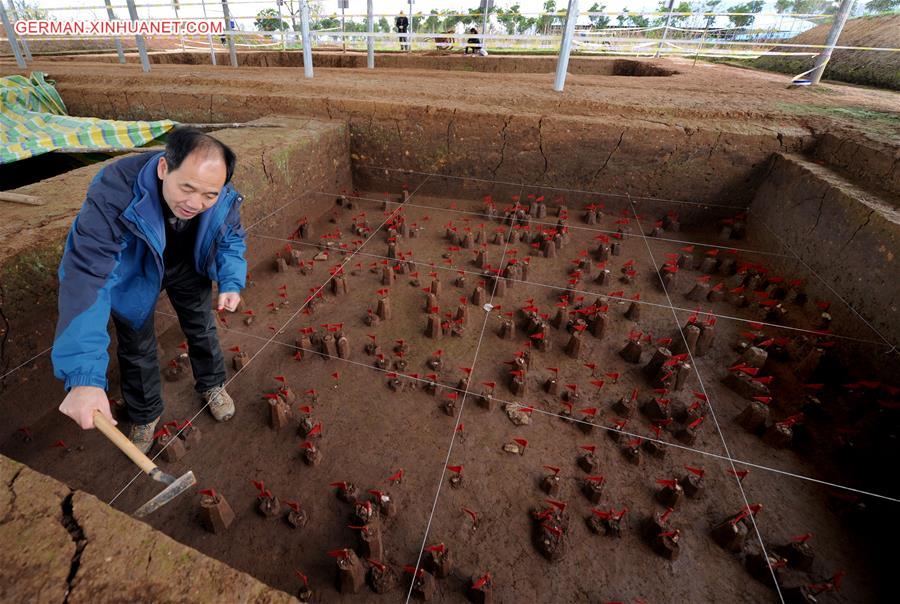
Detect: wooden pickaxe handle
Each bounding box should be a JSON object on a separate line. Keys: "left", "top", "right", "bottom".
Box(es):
{"left": 93, "top": 411, "right": 157, "bottom": 475}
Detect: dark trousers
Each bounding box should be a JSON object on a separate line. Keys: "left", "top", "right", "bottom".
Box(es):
{"left": 113, "top": 262, "right": 226, "bottom": 425}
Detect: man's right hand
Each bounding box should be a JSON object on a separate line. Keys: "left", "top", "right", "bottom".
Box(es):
{"left": 59, "top": 386, "right": 116, "bottom": 430}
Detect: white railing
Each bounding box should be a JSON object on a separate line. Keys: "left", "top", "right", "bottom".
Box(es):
{"left": 1, "top": 1, "right": 896, "bottom": 88}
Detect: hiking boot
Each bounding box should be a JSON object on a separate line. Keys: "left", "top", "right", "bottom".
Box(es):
{"left": 129, "top": 417, "right": 161, "bottom": 454}
{"left": 203, "top": 385, "right": 235, "bottom": 422}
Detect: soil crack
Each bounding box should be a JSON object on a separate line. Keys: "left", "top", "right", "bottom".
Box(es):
{"left": 446, "top": 108, "right": 457, "bottom": 156}
{"left": 1, "top": 466, "right": 23, "bottom": 524}
{"left": 260, "top": 146, "right": 273, "bottom": 184}
{"left": 61, "top": 492, "right": 87, "bottom": 604}
{"left": 0, "top": 282, "right": 10, "bottom": 380}
{"left": 537, "top": 116, "right": 548, "bottom": 178}
{"left": 593, "top": 129, "right": 626, "bottom": 181}
{"left": 839, "top": 209, "right": 874, "bottom": 254}
{"left": 707, "top": 131, "right": 722, "bottom": 161}
{"left": 491, "top": 114, "right": 512, "bottom": 179}
{"left": 808, "top": 191, "right": 828, "bottom": 234}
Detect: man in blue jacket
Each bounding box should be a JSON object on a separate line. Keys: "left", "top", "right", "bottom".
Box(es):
{"left": 52, "top": 127, "right": 247, "bottom": 453}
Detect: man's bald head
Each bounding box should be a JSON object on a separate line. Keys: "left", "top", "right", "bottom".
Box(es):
{"left": 157, "top": 128, "right": 237, "bottom": 220}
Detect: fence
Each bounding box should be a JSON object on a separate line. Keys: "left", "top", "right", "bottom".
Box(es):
{"left": 1, "top": 1, "right": 897, "bottom": 88}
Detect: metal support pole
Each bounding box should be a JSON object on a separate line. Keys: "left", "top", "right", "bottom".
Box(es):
{"left": 220, "top": 0, "right": 238, "bottom": 67}
{"left": 480, "top": 0, "right": 491, "bottom": 53}
{"left": 367, "top": 0, "right": 374, "bottom": 68}
{"left": 553, "top": 0, "right": 578, "bottom": 92}
{"left": 0, "top": 3, "right": 25, "bottom": 68}
{"left": 6, "top": 1, "right": 31, "bottom": 61}
{"left": 199, "top": 0, "right": 216, "bottom": 65}
{"left": 172, "top": 3, "right": 186, "bottom": 53}
{"left": 341, "top": 6, "right": 346, "bottom": 53}
{"left": 103, "top": 0, "right": 126, "bottom": 64}
{"left": 655, "top": 0, "right": 675, "bottom": 58}
{"left": 277, "top": 0, "right": 286, "bottom": 51}
{"left": 808, "top": 0, "right": 855, "bottom": 85}
{"left": 407, "top": 0, "right": 413, "bottom": 53}
{"left": 693, "top": 15, "right": 711, "bottom": 67}
{"left": 125, "top": 0, "right": 151, "bottom": 72}
{"left": 300, "top": 0, "right": 313, "bottom": 78}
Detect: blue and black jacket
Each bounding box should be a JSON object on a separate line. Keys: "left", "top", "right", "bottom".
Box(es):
{"left": 51, "top": 151, "right": 247, "bottom": 392}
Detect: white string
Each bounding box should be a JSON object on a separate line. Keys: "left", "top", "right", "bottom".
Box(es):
{"left": 106, "top": 175, "right": 433, "bottom": 507}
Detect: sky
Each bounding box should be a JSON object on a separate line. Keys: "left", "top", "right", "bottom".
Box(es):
{"left": 27, "top": 1, "right": 824, "bottom": 28}
{"left": 26, "top": 1, "right": 780, "bottom": 22}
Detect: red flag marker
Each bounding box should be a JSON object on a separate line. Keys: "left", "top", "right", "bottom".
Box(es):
{"left": 545, "top": 498, "right": 567, "bottom": 512}
{"left": 726, "top": 468, "right": 750, "bottom": 480}
{"left": 328, "top": 549, "right": 353, "bottom": 560}
{"left": 463, "top": 507, "right": 479, "bottom": 525}
{"left": 472, "top": 573, "right": 492, "bottom": 590}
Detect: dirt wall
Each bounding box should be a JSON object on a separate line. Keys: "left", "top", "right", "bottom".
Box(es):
{"left": 748, "top": 152, "right": 899, "bottom": 350}
{"left": 41, "top": 50, "right": 678, "bottom": 76}
{"left": 813, "top": 132, "right": 900, "bottom": 200}
{"left": 0, "top": 454, "right": 296, "bottom": 602}
{"left": 57, "top": 83, "right": 812, "bottom": 212}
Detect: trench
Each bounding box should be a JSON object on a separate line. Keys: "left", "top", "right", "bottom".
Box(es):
{"left": 0, "top": 102, "right": 897, "bottom": 603}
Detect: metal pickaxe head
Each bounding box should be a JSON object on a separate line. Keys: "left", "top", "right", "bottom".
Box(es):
{"left": 134, "top": 469, "right": 196, "bottom": 518}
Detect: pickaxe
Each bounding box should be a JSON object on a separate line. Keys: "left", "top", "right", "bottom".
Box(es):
{"left": 93, "top": 411, "right": 196, "bottom": 518}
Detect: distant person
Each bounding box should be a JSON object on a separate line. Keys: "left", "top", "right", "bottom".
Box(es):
{"left": 465, "top": 27, "right": 480, "bottom": 55}
{"left": 396, "top": 11, "right": 410, "bottom": 51}
{"left": 221, "top": 19, "right": 236, "bottom": 45}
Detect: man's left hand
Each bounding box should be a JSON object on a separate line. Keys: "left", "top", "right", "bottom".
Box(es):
{"left": 217, "top": 292, "right": 241, "bottom": 312}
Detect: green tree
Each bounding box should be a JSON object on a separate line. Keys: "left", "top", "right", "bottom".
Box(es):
{"left": 537, "top": 0, "right": 557, "bottom": 34}
{"left": 11, "top": 0, "right": 49, "bottom": 19}
{"left": 255, "top": 8, "right": 287, "bottom": 31}
{"left": 496, "top": 4, "right": 519, "bottom": 34}
{"left": 440, "top": 8, "right": 465, "bottom": 31}
{"left": 425, "top": 9, "right": 442, "bottom": 32}
{"left": 378, "top": 16, "right": 390, "bottom": 33}
{"left": 726, "top": 0, "right": 764, "bottom": 27}
{"left": 316, "top": 15, "right": 340, "bottom": 30}
{"left": 617, "top": 8, "right": 650, "bottom": 27}
{"left": 411, "top": 12, "right": 425, "bottom": 32}
{"left": 653, "top": 1, "right": 694, "bottom": 26}
{"left": 343, "top": 19, "right": 369, "bottom": 33}
{"left": 865, "top": 0, "right": 899, "bottom": 11}
{"left": 774, "top": 0, "right": 838, "bottom": 13}
{"left": 588, "top": 3, "right": 610, "bottom": 28}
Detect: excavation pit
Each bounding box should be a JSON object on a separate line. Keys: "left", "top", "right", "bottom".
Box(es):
{"left": 1, "top": 80, "right": 898, "bottom": 602}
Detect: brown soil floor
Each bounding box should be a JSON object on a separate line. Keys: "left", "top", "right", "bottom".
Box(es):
{"left": 4, "top": 54, "right": 898, "bottom": 144}
{"left": 0, "top": 170, "right": 894, "bottom": 602}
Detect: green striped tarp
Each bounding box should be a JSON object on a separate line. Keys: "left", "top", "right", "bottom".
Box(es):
{"left": 1, "top": 71, "right": 176, "bottom": 164}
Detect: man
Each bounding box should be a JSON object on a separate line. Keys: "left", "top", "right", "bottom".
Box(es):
{"left": 395, "top": 11, "right": 410, "bottom": 51}
{"left": 52, "top": 127, "right": 246, "bottom": 453}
